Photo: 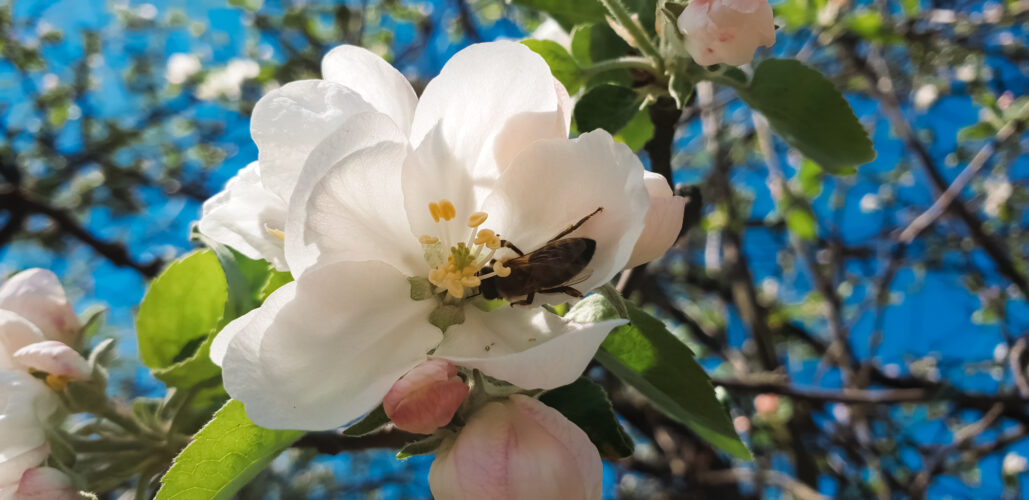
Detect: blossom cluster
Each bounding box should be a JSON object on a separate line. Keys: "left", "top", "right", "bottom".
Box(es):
{"left": 0, "top": 270, "right": 86, "bottom": 499}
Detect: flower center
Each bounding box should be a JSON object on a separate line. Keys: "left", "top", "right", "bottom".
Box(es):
{"left": 419, "top": 199, "right": 511, "bottom": 300}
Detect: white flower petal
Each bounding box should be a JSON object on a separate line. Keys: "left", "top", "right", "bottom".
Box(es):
{"left": 0, "top": 444, "right": 48, "bottom": 488}
{"left": 198, "top": 162, "right": 289, "bottom": 270}
{"left": 434, "top": 307, "right": 625, "bottom": 390}
{"left": 209, "top": 307, "right": 261, "bottom": 367}
{"left": 0, "top": 371, "right": 55, "bottom": 483}
{"left": 0, "top": 312, "right": 46, "bottom": 370}
{"left": 250, "top": 80, "right": 377, "bottom": 201}
{"left": 0, "top": 269, "right": 79, "bottom": 345}
{"left": 321, "top": 45, "right": 418, "bottom": 135}
{"left": 626, "top": 171, "right": 686, "bottom": 268}
{"left": 222, "top": 261, "right": 442, "bottom": 430}
{"left": 14, "top": 467, "right": 77, "bottom": 500}
{"left": 401, "top": 125, "right": 481, "bottom": 246}
{"left": 284, "top": 120, "right": 421, "bottom": 277}
{"left": 409, "top": 41, "right": 569, "bottom": 198}
{"left": 480, "top": 130, "right": 649, "bottom": 300}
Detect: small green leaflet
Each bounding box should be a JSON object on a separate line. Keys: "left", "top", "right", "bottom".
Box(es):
{"left": 342, "top": 405, "right": 390, "bottom": 437}
{"left": 575, "top": 84, "right": 644, "bottom": 135}
{"left": 522, "top": 39, "right": 584, "bottom": 94}
{"left": 155, "top": 400, "right": 303, "bottom": 500}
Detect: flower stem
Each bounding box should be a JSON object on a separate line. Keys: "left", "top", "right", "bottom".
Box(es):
{"left": 582, "top": 56, "right": 661, "bottom": 78}
{"left": 599, "top": 283, "right": 629, "bottom": 319}
{"left": 595, "top": 0, "right": 664, "bottom": 72}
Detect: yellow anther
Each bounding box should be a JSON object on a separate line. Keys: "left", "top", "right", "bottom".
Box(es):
{"left": 474, "top": 229, "right": 496, "bottom": 245}
{"left": 265, "top": 227, "right": 285, "bottom": 242}
{"left": 486, "top": 236, "right": 501, "bottom": 250}
{"left": 45, "top": 374, "right": 68, "bottom": 391}
{"left": 467, "top": 212, "right": 488, "bottom": 228}
{"left": 419, "top": 235, "right": 440, "bottom": 245}
{"left": 493, "top": 260, "right": 512, "bottom": 278}
{"left": 428, "top": 202, "right": 442, "bottom": 223}
{"left": 439, "top": 199, "right": 457, "bottom": 221}
{"left": 461, "top": 276, "right": 481, "bottom": 287}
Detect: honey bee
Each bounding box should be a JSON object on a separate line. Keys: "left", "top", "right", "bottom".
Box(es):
{"left": 478, "top": 207, "right": 603, "bottom": 306}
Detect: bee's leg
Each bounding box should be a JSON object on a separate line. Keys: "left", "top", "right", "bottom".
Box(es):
{"left": 500, "top": 239, "right": 525, "bottom": 256}
{"left": 509, "top": 291, "right": 536, "bottom": 306}
{"left": 548, "top": 207, "right": 603, "bottom": 242}
{"left": 539, "top": 286, "right": 584, "bottom": 298}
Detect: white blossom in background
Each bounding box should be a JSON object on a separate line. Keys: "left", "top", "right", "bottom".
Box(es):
{"left": 983, "top": 176, "right": 1012, "bottom": 218}
{"left": 165, "top": 53, "right": 201, "bottom": 85}
{"left": 529, "top": 18, "right": 572, "bottom": 49}
{"left": 428, "top": 395, "right": 602, "bottom": 500}
{"left": 677, "top": 0, "right": 775, "bottom": 66}
{"left": 1004, "top": 452, "right": 1029, "bottom": 476}
{"left": 913, "top": 83, "right": 940, "bottom": 110}
{"left": 859, "top": 193, "right": 881, "bottom": 213}
{"left": 208, "top": 41, "right": 655, "bottom": 430}
{"left": 196, "top": 58, "right": 259, "bottom": 100}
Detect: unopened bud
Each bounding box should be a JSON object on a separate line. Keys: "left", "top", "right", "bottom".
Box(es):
{"left": 753, "top": 393, "right": 779, "bottom": 416}
{"left": 429, "top": 394, "right": 602, "bottom": 500}
{"left": 0, "top": 269, "right": 80, "bottom": 346}
{"left": 383, "top": 359, "right": 468, "bottom": 434}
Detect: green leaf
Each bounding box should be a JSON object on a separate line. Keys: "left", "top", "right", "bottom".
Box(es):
{"left": 614, "top": 107, "right": 655, "bottom": 151}
{"left": 583, "top": 23, "right": 634, "bottom": 88}
{"left": 156, "top": 400, "right": 303, "bottom": 500}
{"left": 258, "top": 269, "right": 293, "bottom": 302}
{"left": 575, "top": 84, "right": 643, "bottom": 134}
{"left": 785, "top": 208, "right": 817, "bottom": 241}
{"left": 342, "top": 405, "right": 390, "bottom": 437}
{"left": 570, "top": 25, "right": 593, "bottom": 65}
{"left": 136, "top": 250, "right": 227, "bottom": 375}
{"left": 569, "top": 296, "right": 751, "bottom": 459}
{"left": 738, "top": 59, "right": 875, "bottom": 174}
{"left": 397, "top": 432, "right": 450, "bottom": 459}
{"left": 797, "top": 159, "right": 823, "bottom": 199}
{"left": 510, "top": 0, "right": 606, "bottom": 26}
{"left": 522, "top": 39, "right": 584, "bottom": 94}
{"left": 539, "top": 378, "right": 635, "bottom": 459}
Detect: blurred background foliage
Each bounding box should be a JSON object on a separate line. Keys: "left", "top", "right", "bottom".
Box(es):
{"left": 0, "top": 0, "right": 1028, "bottom": 498}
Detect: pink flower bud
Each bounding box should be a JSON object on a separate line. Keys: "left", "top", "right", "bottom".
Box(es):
{"left": 14, "top": 467, "right": 77, "bottom": 500}
{"left": 13, "top": 341, "right": 91, "bottom": 385}
{"left": 677, "top": 0, "right": 776, "bottom": 67}
{"left": 383, "top": 359, "right": 468, "bottom": 434}
{"left": 0, "top": 270, "right": 80, "bottom": 346}
{"left": 429, "top": 394, "right": 602, "bottom": 500}
{"left": 753, "top": 393, "right": 779, "bottom": 415}
{"left": 626, "top": 172, "right": 687, "bottom": 268}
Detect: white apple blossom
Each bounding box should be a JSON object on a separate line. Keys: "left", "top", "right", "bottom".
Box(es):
{"left": 9, "top": 467, "right": 77, "bottom": 500}
{"left": 677, "top": 0, "right": 776, "bottom": 67}
{"left": 428, "top": 394, "right": 602, "bottom": 500}
{"left": 164, "top": 53, "right": 201, "bottom": 85}
{"left": 209, "top": 41, "right": 650, "bottom": 430}
{"left": 0, "top": 270, "right": 87, "bottom": 495}
{"left": 196, "top": 58, "right": 260, "bottom": 100}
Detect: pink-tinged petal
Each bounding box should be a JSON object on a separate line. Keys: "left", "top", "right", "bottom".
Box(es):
{"left": 678, "top": 0, "right": 775, "bottom": 66}
{"left": 429, "top": 395, "right": 602, "bottom": 500}
{"left": 479, "top": 130, "right": 649, "bottom": 302}
{"left": 250, "top": 80, "right": 377, "bottom": 202}
{"left": 284, "top": 120, "right": 422, "bottom": 277}
{"left": 0, "top": 311, "right": 46, "bottom": 369}
{"left": 198, "top": 162, "right": 289, "bottom": 271}
{"left": 221, "top": 261, "right": 442, "bottom": 430}
{"left": 321, "top": 45, "right": 418, "bottom": 135}
{"left": 626, "top": 171, "right": 687, "bottom": 268}
{"left": 0, "top": 269, "right": 79, "bottom": 345}
{"left": 434, "top": 307, "right": 626, "bottom": 390}
{"left": 12, "top": 341, "right": 90, "bottom": 381}
{"left": 409, "top": 42, "right": 568, "bottom": 196}
{"left": 383, "top": 359, "right": 468, "bottom": 434}
{"left": 14, "top": 467, "right": 77, "bottom": 500}
{"left": 0, "top": 445, "right": 48, "bottom": 488}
